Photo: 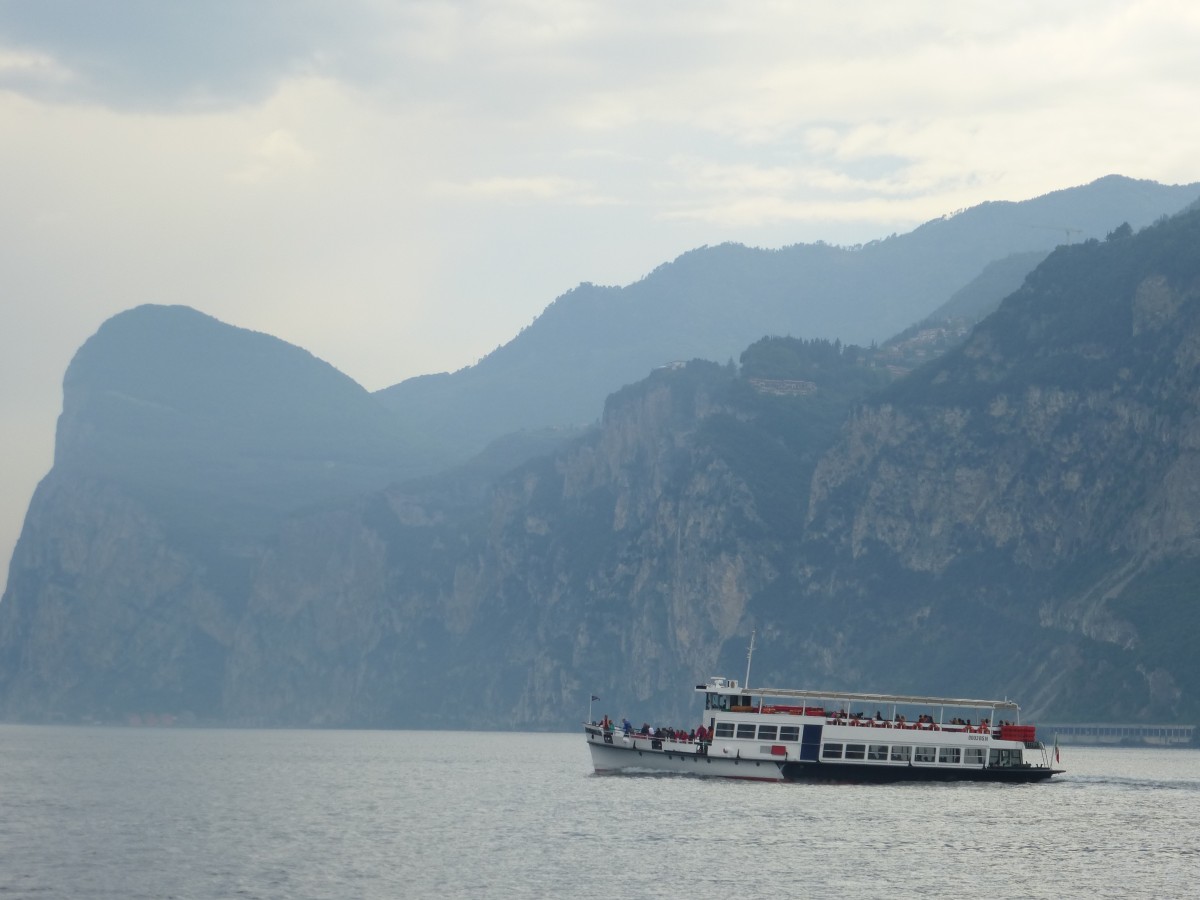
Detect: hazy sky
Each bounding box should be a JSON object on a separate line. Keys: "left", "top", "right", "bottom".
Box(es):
{"left": 3, "top": 0, "right": 1200, "bottom": 588}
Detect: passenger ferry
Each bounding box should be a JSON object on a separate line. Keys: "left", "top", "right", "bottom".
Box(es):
{"left": 585, "top": 675, "right": 1063, "bottom": 783}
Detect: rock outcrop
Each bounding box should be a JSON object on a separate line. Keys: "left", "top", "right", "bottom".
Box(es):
{"left": 4, "top": 203, "right": 1200, "bottom": 730}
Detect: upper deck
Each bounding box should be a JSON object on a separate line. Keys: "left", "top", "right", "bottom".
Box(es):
{"left": 696, "top": 676, "right": 1025, "bottom": 724}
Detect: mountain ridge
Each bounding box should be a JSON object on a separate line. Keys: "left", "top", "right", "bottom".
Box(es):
{"left": 3, "top": 179, "right": 1200, "bottom": 729}
{"left": 376, "top": 175, "right": 1200, "bottom": 464}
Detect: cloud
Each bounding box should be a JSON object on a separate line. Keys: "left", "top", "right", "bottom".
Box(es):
{"left": 433, "top": 174, "right": 618, "bottom": 208}
{"left": 232, "top": 128, "right": 318, "bottom": 184}
{"left": 0, "top": 45, "right": 73, "bottom": 91}
{"left": 0, "top": 0, "right": 371, "bottom": 109}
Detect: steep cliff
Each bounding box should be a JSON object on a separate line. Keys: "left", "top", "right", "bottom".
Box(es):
{"left": 0, "top": 305, "right": 438, "bottom": 722}
{"left": 787, "top": 211, "right": 1200, "bottom": 722}
{"left": 220, "top": 362, "right": 789, "bottom": 727}
{"left": 5, "top": 202, "right": 1200, "bottom": 730}
{"left": 0, "top": 463, "right": 271, "bottom": 722}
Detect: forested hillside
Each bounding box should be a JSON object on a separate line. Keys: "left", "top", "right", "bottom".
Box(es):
{"left": 377, "top": 176, "right": 1200, "bottom": 466}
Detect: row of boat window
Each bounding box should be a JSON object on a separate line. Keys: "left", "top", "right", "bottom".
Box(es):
{"left": 714, "top": 722, "right": 800, "bottom": 741}
{"left": 821, "top": 743, "right": 988, "bottom": 765}
{"left": 713, "top": 721, "right": 1024, "bottom": 766}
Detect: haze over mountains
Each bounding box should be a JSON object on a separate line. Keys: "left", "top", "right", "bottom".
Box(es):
{"left": 378, "top": 175, "right": 1198, "bottom": 461}
{"left": 2, "top": 175, "right": 1200, "bottom": 729}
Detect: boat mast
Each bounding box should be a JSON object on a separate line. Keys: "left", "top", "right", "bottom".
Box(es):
{"left": 744, "top": 629, "right": 756, "bottom": 690}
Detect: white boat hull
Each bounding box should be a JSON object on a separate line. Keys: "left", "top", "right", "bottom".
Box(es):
{"left": 584, "top": 720, "right": 1061, "bottom": 783}
{"left": 586, "top": 730, "right": 784, "bottom": 781}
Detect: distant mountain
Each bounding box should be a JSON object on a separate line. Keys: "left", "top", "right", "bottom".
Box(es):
{"left": 923, "top": 249, "right": 1052, "bottom": 324}
{"left": 54, "top": 304, "right": 440, "bottom": 541}
{"left": 0, "top": 305, "right": 455, "bottom": 721}
{"left": 377, "top": 176, "right": 1200, "bottom": 462}
{"left": 216, "top": 203, "right": 1200, "bottom": 727}
{"left": 5, "top": 182, "right": 1200, "bottom": 730}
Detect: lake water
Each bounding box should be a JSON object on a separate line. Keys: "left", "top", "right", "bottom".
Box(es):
{"left": 0, "top": 725, "right": 1196, "bottom": 899}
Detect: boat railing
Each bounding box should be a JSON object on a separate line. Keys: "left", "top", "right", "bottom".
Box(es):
{"left": 826, "top": 719, "right": 995, "bottom": 734}
{"left": 593, "top": 716, "right": 1022, "bottom": 741}
{"left": 587, "top": 724, "right": 707, "bottom": 747}
{"left": 754, "top": 705, "right": 1000, "bottom": 732}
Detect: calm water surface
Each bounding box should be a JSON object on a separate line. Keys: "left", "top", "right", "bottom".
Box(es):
{"left": 0, "top": 725, "right": 1196, "bottom": 899}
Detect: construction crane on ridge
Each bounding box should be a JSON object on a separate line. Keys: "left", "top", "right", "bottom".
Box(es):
{"left": 1029, "top": 224, "right": 1084, "bottom": 244}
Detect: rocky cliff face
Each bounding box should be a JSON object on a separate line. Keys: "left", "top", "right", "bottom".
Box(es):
{"left": 0, "top": 304, "right": 439, "bottom": 725}
{"left": 4, "top": 210, "right": 1200, "bottom": 730}
{"left": 214, "top": 364, "right": 778, "bottom": 727}
{"left": 786, "top": 218, "right": 1200, "bottom": 722}
{"left": 0, "top": 472, "right": 239, "bottom": 721}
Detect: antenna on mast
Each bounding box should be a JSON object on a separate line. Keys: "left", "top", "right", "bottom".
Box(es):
{"left": 744, "top": 629, "right": 756, "bottom": 689}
